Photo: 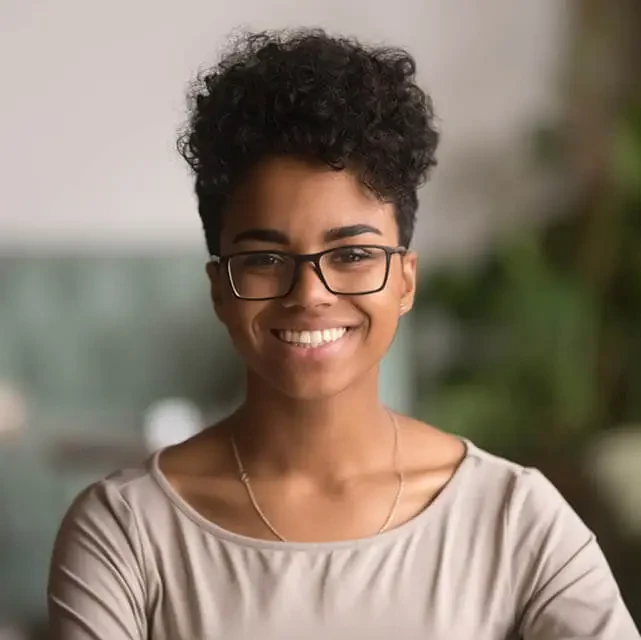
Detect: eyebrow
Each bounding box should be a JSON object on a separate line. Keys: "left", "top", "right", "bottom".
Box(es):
{"left": 232, "top": 228, "right": 289, "bottom": 245}
{"left": 324, "top": 224, "right": 383, "bottom": 242}
{"left": 232, "top": 224, "right": 383, "bottom": 245}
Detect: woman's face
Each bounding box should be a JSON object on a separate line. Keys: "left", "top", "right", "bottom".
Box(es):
{"left": 208, "top": 156, "right": 417, "bottom": 400}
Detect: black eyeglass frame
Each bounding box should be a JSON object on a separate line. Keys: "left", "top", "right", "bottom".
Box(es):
{"left": 209, "top": 244, "right": 408, "bottom": 301}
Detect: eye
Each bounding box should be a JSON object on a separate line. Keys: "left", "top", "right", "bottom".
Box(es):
{"left": 330, "top": 247, "right": 375, "bottom": 264}
{"left": 240, "top": 253, "right": 284, "bottom": 268}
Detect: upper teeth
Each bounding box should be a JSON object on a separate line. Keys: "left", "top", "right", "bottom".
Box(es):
{"left": 278, "top": 328, "right": 347, "bottom": 347}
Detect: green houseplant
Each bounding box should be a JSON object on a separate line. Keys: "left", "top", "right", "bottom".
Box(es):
{"left": 413, "top": 0, "right": 641, "bottom": 618}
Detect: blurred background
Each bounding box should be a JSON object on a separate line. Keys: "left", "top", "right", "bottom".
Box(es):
{"left": 1, "top": 0, "right": 640, "bottom": 636}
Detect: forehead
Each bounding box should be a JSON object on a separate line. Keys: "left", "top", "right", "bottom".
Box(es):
{"left": 222, "top": 157, "right": 397, "bottom": 245}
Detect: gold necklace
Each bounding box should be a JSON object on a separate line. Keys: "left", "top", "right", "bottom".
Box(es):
{"left": 230, "top": 410, "right": 404, "bottom": 542}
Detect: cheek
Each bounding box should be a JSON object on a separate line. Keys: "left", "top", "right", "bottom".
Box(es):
{"left": 360, "top": 293, "right": 401, "bottom": 344}
{"left": 219, "top": 300, "right": 266, "bottom": 348}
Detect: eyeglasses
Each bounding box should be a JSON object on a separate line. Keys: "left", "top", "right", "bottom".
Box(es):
{"left": 210, "top": 244, "right": 407, "bottom": 301}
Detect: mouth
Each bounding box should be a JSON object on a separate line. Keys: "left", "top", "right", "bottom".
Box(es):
{"left": 270, "top": 327, "right": 352, "bottom": 349}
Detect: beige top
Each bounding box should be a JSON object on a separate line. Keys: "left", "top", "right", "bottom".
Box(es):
{"left": 48, "top": 440, "right": 639, "bottom": 639}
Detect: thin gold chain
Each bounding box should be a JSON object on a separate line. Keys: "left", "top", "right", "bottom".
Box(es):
{"left": 230, "top": 410, "right": 404, "bottom": 542}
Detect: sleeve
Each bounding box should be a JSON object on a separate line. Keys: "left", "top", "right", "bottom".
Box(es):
{"left": 510, "top": 468, "right": 639, "bottom": 640}
{"left": 47, "top": 480, "right": 148, "bottom": 640}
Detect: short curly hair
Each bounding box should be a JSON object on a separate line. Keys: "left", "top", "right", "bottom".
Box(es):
{"left": 177, "top": 29, "right": 439, "bottom": 256}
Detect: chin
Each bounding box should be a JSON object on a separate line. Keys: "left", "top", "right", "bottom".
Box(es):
{"left": 260, "top": 368, "right": 355, "bottom": 401}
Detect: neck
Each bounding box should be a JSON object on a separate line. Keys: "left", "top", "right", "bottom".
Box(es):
{"left": 230, "top": 368, "right": 395, "bottom": 481}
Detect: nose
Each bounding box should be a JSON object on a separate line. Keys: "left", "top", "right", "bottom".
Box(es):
{"left": 281, "top": 261, "right": 335, "bottom": 309}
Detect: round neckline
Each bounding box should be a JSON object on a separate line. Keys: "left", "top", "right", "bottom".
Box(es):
{"left": 148, "top": 437, "right": 477, "bottom": 552}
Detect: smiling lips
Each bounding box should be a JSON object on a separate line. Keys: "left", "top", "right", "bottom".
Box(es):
{"left": 274, "top": 327, "right": 349, "bottom": 348}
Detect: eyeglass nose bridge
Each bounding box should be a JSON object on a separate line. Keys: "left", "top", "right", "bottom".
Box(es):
{"left": 286, "top": 252, "right": 331, "bottom": 296}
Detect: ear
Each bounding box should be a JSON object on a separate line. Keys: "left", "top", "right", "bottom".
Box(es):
{"left": 399, "top": 250, "right": 417, "bottom": 315}
{"left": 205, "top": 260, "right": 226, "bottom": 323}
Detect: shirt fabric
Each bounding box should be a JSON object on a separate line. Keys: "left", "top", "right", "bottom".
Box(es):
{"left": 47, "top": 439, "right": 640, "bottom": 639}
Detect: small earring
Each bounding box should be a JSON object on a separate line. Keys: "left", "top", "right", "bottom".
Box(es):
{"left": 400, "top": 303, "right": 406, "bottom": 313}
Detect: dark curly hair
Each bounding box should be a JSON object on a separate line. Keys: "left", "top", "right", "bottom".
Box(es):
{"left": 177, "top": 29, "right": 439, "bottom": 256}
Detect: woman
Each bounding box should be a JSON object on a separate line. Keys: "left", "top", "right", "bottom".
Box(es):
{"left": 48, "top": 29, "right": 639, "bottom": 639}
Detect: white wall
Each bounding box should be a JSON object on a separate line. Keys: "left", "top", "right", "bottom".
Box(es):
{"left": 0, "top": 0, "right": 569, "bottom": 256}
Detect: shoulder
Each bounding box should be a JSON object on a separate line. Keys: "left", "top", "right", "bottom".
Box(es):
{"left": 48, "top": 465, "right": 160, "bottom": 634}
{"left": 461, "top": 441, "right": 598, "bottom": 600}
{"left": 64, "top": 460, "right": 160, "bottom": 524}
{"left": 463, "top": 442, "right": 587, "bottom": 530}
{"left": 55, "top": 456, "right": 175, "bottom": 567}
{"left": 429, "top": 438, "right": 594, "bottom": 564}
{"left": 467, "top": 444, "right": 588, "bottom": 529}
{"left": 51, "top": 456, "right": 181, "bottom": 599}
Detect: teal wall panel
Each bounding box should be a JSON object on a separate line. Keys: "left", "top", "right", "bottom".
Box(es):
{"left": 0, "top": 254, "right": 411, "bottom": 622}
